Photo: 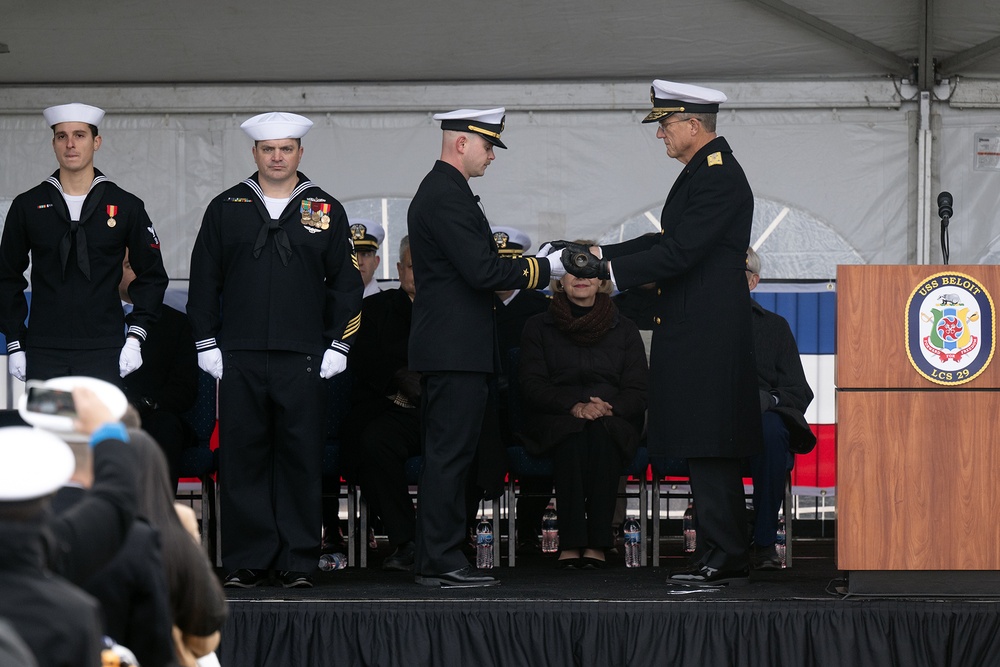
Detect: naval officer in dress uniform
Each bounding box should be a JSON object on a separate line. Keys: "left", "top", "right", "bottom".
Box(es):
{"left": 543, "top": 81, "right": 763, "bottom": 586}
{"left": 187, "top": 111, "right": 363, "bottom": 588}
{"left": 408, "top": 108, "right": 569, "bottom": 587}
{"left": 350, "top": 218, "right": 385, "bottom": 298}
{"left": 0, "top": 103, "right": 168, "bottom": 385}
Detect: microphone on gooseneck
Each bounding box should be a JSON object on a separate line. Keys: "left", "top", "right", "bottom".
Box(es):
{"left": 937, "top": 191, "right": 952, "bottom": 266}
{"left": 937, "top": 191, "right": 953, "bottom": 221}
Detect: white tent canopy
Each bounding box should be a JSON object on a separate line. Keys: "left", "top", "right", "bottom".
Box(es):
{"left": 1, "top": 1, "right": 999, "bottom": 281}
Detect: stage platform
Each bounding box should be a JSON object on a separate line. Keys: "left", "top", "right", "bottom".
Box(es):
{"left": 217, "top": 539, "right": 1000, "bottom": 666}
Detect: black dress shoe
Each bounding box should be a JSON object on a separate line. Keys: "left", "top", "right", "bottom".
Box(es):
{"left": 382, "top": 542, "right": 416, "bottom": 572}
{"left": 556, "top": 558, "right": 582, "bottom": 570}
{"left": 277, "top": 570, "right": 314, "bottom": 588}
{"left": 580, "top": 556, "right": 607, "bottom": 570}
{"left": 750, "top": 544, "right": 782, "bottom": 571}
{"left": 415, "top": 565, "right": 499, "bottom": 588}
{"left": 223, "top": 568, "right": 269, "bottom": 588}
{"left": 667, "top": 563, "right": 750, "bottom": 587}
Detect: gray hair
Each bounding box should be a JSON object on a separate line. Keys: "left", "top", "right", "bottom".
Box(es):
{"left": 676, "top": 112, "right": 717, "bottom": 133}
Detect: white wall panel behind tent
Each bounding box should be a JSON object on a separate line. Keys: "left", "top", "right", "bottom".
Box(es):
{"left": 0, "top": 80, "right": 927, "bottom": 282}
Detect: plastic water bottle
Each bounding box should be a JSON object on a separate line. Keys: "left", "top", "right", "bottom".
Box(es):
{"left": 318, "top": 552, "right": 348, "bottom": 571}
{"left": 683, "top": 502, "right": 696, "bottom": 554}
{"left": 476, "top": 519, "right": 494, "bottom": 569}
{"left": 541, "top": 506, "right": 559, "bottom": 554}
{"left": 775, "top": 516, "right": 787, "bottom": 568}
{"left": 623, "top": 516, "right": 641, "bottom": 567}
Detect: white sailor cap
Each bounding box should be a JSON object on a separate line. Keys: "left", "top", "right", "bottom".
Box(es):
{"left": 491, "top": 226, "right": 532, "bottom": 257}
{"left": 241, "top": 112, "right": 314, "bottom": 141}
{"left": 18, "top": 376, "right": 128, "bottom": 443}
{"left": 349, "top": 219, "right": 385, "bottom": 251}
{"left": 0, "top": 427, "right": 74, "bottom": 502}
{"left": 433, "top": 107, "right": 507, "bottom": 149}
{"left": 42, "top": 103, "right": 105, "bottom": 128}
{"left": 643, "top": 80, "right": 727, "bottom": 123}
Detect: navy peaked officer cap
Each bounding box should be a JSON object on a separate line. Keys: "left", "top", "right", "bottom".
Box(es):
{"left": 491, "top": 226, "right": 531, "bottom": 257}
{"left": 350, "top": 219, "right": 385, "bottom": 251}
{"left": 434, "top": 107, "right": 507, "bottom": 149}
{"left": 642, "top": 80, "right": 727, "bottom": 123}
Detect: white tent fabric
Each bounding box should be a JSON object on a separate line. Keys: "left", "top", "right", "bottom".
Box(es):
{"left": 0, "top": 75, "right": 996, "bottom": 282}
{"left": 0, "top": 88, "right": 917, "bottom": 282}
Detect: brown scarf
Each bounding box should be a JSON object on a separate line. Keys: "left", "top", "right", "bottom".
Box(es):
{"left": 549, "top": 291, "right": 615, "bottom": 346}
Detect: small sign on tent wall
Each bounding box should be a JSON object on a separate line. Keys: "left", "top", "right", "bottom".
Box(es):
{"left": 974, "top": 133, "right": 1000, "bottom": 171}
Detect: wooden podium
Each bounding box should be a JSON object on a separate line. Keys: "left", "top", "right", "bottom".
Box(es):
{"left": 837, "top": 265, "right": 1000, "bottom": 595}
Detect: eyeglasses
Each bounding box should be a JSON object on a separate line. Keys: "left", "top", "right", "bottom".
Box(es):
{"left": 657, "top": 118, "right": 698, "bottom": 131}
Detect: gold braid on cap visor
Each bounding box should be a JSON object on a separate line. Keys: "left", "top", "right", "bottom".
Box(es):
{"left": 468, "top": 125, "right": 502, "bottom": 140}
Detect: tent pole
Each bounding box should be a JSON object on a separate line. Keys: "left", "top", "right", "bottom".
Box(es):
{"left": 915, "top": 91, "right": 933, "bottom": 265}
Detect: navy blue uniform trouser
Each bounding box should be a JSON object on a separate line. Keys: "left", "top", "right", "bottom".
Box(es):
{"left": 415, "top": 371, "right": 489, "bottom": 576}
{"left": 219, "top": 349, "right": 327, "bottom": 573}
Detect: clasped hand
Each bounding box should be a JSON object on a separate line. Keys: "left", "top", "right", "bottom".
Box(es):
{"left": 571, "top": 396, "right": 613, "bottom": 420}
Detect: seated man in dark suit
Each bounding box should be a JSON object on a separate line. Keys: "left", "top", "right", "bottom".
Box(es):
{"left": 342, "top": 235, "right": 421, "bottom": 572}
{"left": 746, "top": 247, "right": 815, "bottom": 570}
{"left": 119, "top": 250, "right": 199, "bottom": 487}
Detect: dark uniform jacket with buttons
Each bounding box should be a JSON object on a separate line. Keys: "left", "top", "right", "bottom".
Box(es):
{"left": 0, "top": 169, "right": 167, "bottom": 351}
{"left": 408, "top": 161, "right": 549, "bottom": 373}
{"left": 122, "top": 304, "right": 198, "bottom": 417}
{"left": 601, "top": 136, "right": 762, "bottom": 459}
{"left": 187, "top": 172, "right": 363, "bottom": 357}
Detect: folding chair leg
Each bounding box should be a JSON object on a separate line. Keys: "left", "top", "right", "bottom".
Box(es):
{"left": 491, "top": 495, "right": 501, "bottom": 566}
{"left": 213, "top": 480, "right": 223, "bottom": 568}
{"left": 784, "top": 470, "right": 793, "bottom": 568}
{"left": 507, "top": 479, "right": 516, "bottom": 567}
{"left": 651, "top": 477, "right": 661, "bottom": 566}
{"left": 346, "top": 483, "right": 357, "bottom": 567}
{"left": 359, "top": 493, "right": 369, "bottom": 569}
{"left": 639, "top": 477, "right": 647, "bottom": 566}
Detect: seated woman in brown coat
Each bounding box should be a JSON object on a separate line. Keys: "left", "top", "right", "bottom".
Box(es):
{"left": 519, "top": 260, "right": 648, "bottom": 568}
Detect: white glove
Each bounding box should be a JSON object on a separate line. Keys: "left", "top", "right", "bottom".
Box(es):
{"left": 320, "top": 349, "right": 348, "bottom": 379}
{"left": 7, "top": 351, "right": 25, "bottom": 382}
{"left": 119, "top": 338, "right": 143, "bottom": 377}
{"left": 546, "top": 253, "right": 566, "bottom": 279}
{"left": 536, "top": 242, "right": 557, "bottom": 259}
{"left": 198, "top": 348, "right": 224, "bottom": 380}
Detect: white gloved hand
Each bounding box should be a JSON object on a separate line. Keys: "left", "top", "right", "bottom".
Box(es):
{"left": 119, "top": 338, "right": 143, "bottom": 377}
{"left": 7, "top": 351, "right": 25, "bottom": 382}
{"left": 320, "top": 349, "right": 348, "bottom": 379}
{"left": 536, "top": 242, "right": 557, "bottom": 259}
{"left": 546, "top": 253, "right": 566, "bottom": 279}
{"left": 198, "top": 348, "right": 224, "bottom": 380}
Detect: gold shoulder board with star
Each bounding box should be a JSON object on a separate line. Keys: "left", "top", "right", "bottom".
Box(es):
{"left": 707, "top": 152, "right": 723, "bottom": 167}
